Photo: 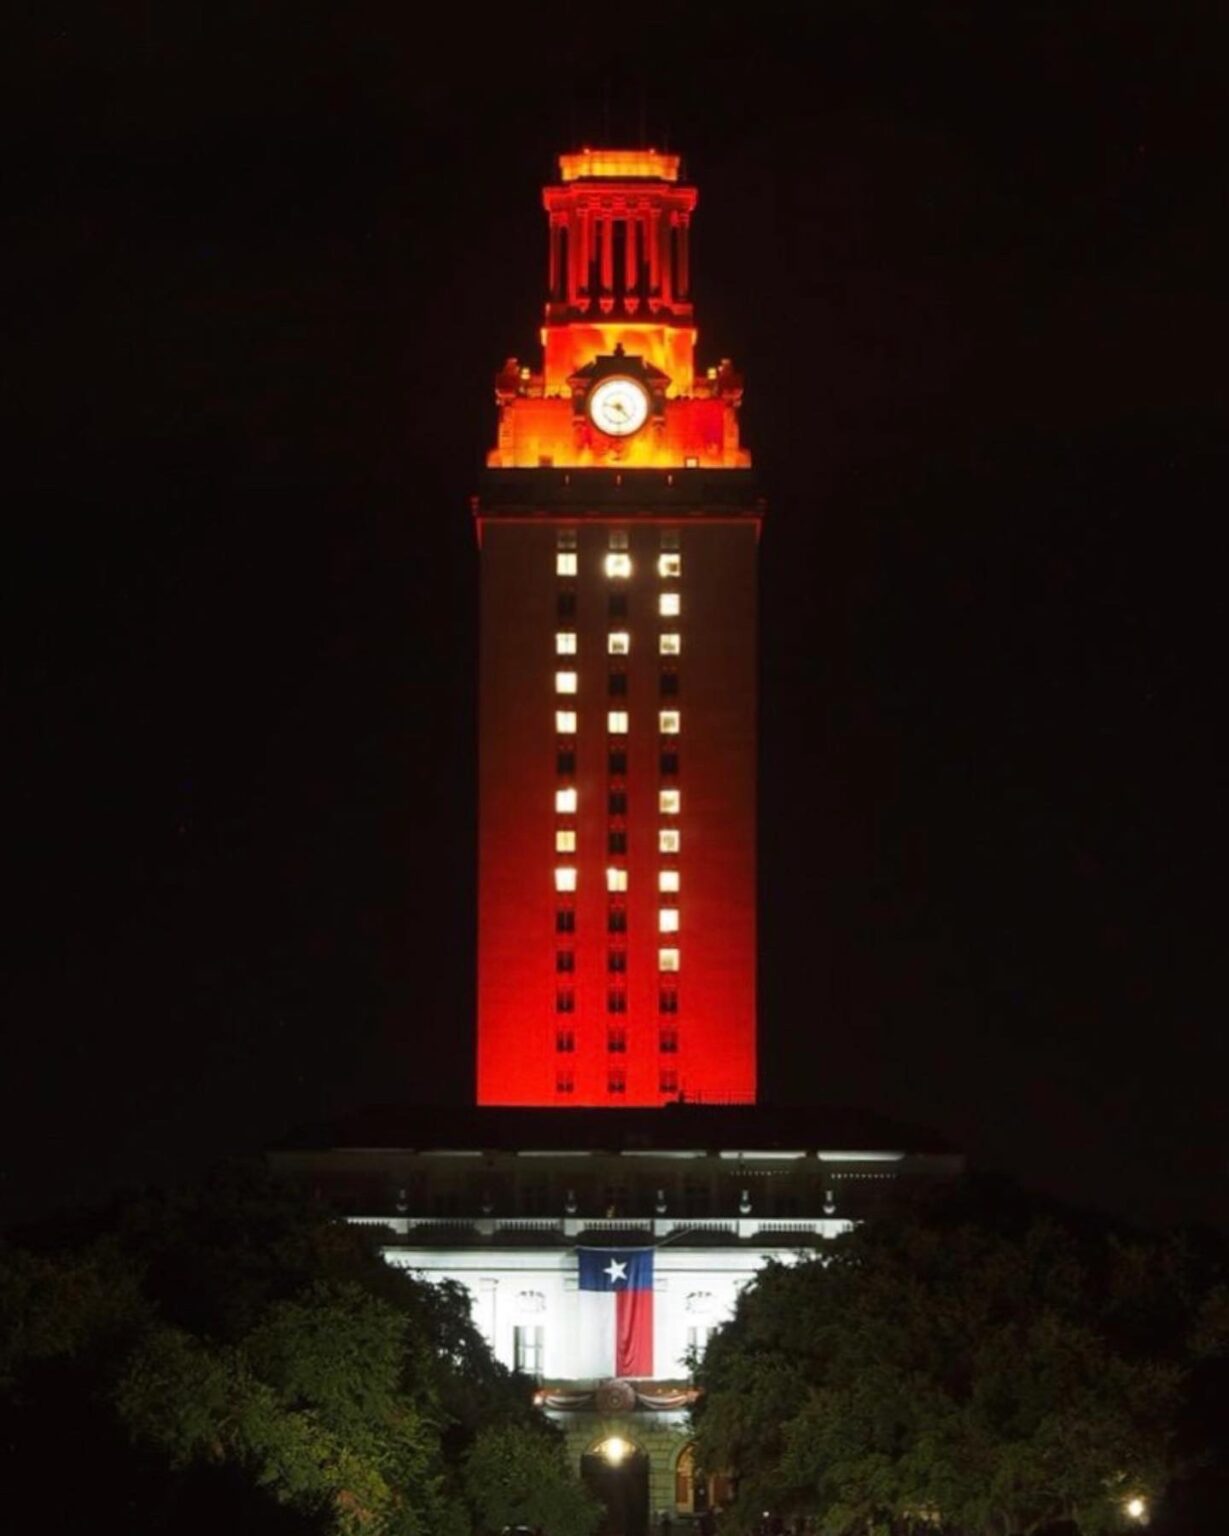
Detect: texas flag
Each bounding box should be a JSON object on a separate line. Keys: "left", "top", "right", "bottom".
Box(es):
{"left": 576, "top": 1247, "right": 654, "bottom": 1378}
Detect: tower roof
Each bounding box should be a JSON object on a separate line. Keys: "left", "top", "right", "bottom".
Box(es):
{"left": 558, "top": 148, "right": 681, "bottom": 183}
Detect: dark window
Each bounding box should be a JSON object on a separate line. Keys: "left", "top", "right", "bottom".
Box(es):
{"left": 557, "top": 749, "right": 575, "bottom": 775}
{"left": 660, "top": 751, "right": 679, "bottom": 776}
{"left": 607, "top": 990, "right": 627, "bottom": 1014}
{"left": 660, "top": 671, "right": 679, "bottom": 696}
{"left": 608, "top": 829, "right": 627, "bottom": 855}
{"left": 608, "top": 949, "right": 627, "bottom": 973}
{"left": 557, "top": 591, "right": 577, "bottom": 619}
{"left": 556, "top": 990, "right": 575, "bottom": 1013}
{"left": 608, "top": 750, "right": 627, "bottom": 776}
{"left": 556, "top": 951, "right": 574, "bottom": 973}
{"left": 555, "top": 1030, "right": 574, "bottom": 1053}
{"left": 608, "top": 1070, "right": 626, "bottom": 1095}
{"left": 556, "top": 1072, "right": 574, "bottom": 1095}
{"left": 555, "top": 909, "right": 575, "bottom": 934}
{"left": 661, "top": 529, "right": 680, "bottom": 551}
{"left": 608, "top": 671, "right": 628, "bottom": 697}
{"left": 659, "top": 1027, "right": 679, "bottom": 1052}
{"left": 659, "top": 989, "right": 679, "bottom": 1014}
{"left": 607, "top": 1028, "right": 627, "bottom": 1053}
{"left": 608, "top": 907, "right": 627, "bottom": 934}
{"left": 608, "top": 593, "right": 628, "bottom": 619}
{"left": 660, "top": 1069, "right": 679, "bottom": 1094}
{"left": 608, "top": 790, "right": 627, "bottom": 816}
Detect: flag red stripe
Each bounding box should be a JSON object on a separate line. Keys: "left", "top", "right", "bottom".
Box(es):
{"left": 615, "top": 1287, "right": 653, "bottom": 1376}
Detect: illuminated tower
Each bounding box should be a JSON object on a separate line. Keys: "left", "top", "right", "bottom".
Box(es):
{"left": 476, "top": 149, "right": 760, "bottom": 1107}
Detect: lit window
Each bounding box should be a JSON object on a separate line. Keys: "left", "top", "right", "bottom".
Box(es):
{"left": 659, "top": 870, "right": 680, "bottom": 893}
{"left": 607, "top": 867, "right": 628, "bottom": 893}
{"left": 659, "top": 947, "right": 681, "bottom": 972}
{"left": 556, "top": 632, "right": 577, "bottom": 655}
{"left": 608, "top": 631, "right": 630, "bottom": 655}
{"left": 555, "top": 829, "right": 576, "bottom": 853}
{"left": 514, "top": 1324, "right": 545, "bottom": 1375}
{"left": 659, "top": 593, "right": 681, "bottom": 617}
{"left": 659, "top": 908, "right": 680, "bottom": 934}
{"left": 659, "top": 828, "right": 680, "bottom": 853}
{"left": 660, "top": 633, "right": 681, "bottom": 655}
{"left": 607, "top": 710, "right": 629, "bottom": 734}
{"left": 659, "top": 710, "right": 680, "bottom": 734}
{"left": 556, "top": 552, "right": 578, "bottom": 577}
{"left": 555, "top": 710, "right": 577, "bottom": 733}
{"left": 555, "top": 671, "right": 577, "bottom": 695}
{"left": 659, "top": 789, "right": 681, "bottom": 814}
{"left": 605, "top": 553, "right": 632, "bottom": 578}
{"left": 555, "top": 867, "right": 577, "bottom": 893}
{"left": 609, "top": 530, "right": 629, "bottom": 550}
{"left": 556, "top": 788, "right": 577, "bottom": 814}
{"left": 658, "top": 553, "right": 682, "bottom": 578}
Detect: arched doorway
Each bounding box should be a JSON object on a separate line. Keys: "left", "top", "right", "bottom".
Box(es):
{"left": 582, "top": 1436, "right": 650, "bottom": 1536}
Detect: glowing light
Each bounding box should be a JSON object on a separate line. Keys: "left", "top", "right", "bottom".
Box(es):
{"left": 556, "top": 788, "right": 577, "bottom": 814}
{"left": 556, "top": 552, "right": 578, "bottom": 576}
{"left": 658, "top": 554, "right": 682, "bottom": 578}
{"left": 1124, "top": 1497, "right": 1147, "bottom": 1523}
{"left": 659, "top": 870, "right": 680, "bottom": 892}
{"left": 659, "top": 947, "right": 680, "bottom": 972}
{"left": 556, "top": 632, "right": 577, "bottom": 655}
{"left": 556, "top": 830, "right": 576, "bottom": 853}
{"left": 659, "top": 829, "right": 680, "bottom": 853}
{"left": 555, "top": 710, "right": 577, "bottom": 733}
{"left": 608, "top": 710, "right": 629, "bottom": 734}
{"left": 555, "top": 867, "right": 577, "bottom": 893}
{"left": 555, "top": 671, "right": 577, "bottom": 695}
{"left": 596, "top": 1434, "right": 632, "bottom": 1465}
{"left": 659, "top": 908, "right": 680, "bottom": 933}
{"left": 659, "top": 789, "right": 681, "bottom": 814}
{"left": 605, "top": 553, "right": 632, "bottom": 578}
{"left": 660, "top": 710, "right": 680, "bottom": 734}
{"left": 660, "top": 633, "right": 681, "bottom": 655}
{"left": 659, "top": 592, "right": 681, "bottom": 617}
{"left": 607, "top": 867, "right": 628, "bottom": 893}
{"left": 608, "top": 632, "right": 630, "bottom": 655}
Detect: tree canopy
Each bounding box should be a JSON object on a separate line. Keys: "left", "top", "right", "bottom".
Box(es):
{"left": 0, "top": 1165, "right": 597, "bottom": 1536}
{"left": 693, "top": 1214, "right": 1219, "bottom": 1536}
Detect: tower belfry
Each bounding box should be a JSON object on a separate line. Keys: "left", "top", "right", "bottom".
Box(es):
{"left": 476, "top": 149, "right": 760, "bottom": 1106}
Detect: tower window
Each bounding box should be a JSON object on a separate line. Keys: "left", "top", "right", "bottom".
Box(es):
{"left": 660, "top": 710, "right": 681, "bottom": 734}
{"left": 607, "top": 710, "right": 629, "bottom": 734}
{"left": 608, "top": 671, "right": 628, "bottom": 697}
{"left": 554, "top": 866, "right": 577, "bottom": 892}
{"left": 556, "top": 632, "right": 578, "bottom": 656}
{"left": 607, "top": 867, "right": 628, "bottom": 893}
{"left": 659, "top": 1025, "right": 679, "bottom": 1051}
{"left": 608, "top": 829, "right": 627, "bottom": 855}
{"left": 556, "top": 950, "right": 575, "bottom": 973}
{"left": 659, "top": 990, "right": 678, "bottom": 1014}
{"left": 659, "top": 870, "right": 680, "bottom": 893}
{"left": 608, "top": 1070, "right": 626, "bottom": 1095}
{"left": 608, "top": 907, "right": 627, "bottom": 934}
{"left": 607, "top": 1028, "right": 627, "bottom": 1052}
{"left": 608, "top": 949, "right": 627, "bottom": 973}
{"left": 660, "top": 529, "right": 680, "bottom": 551}
{"left": 660, "top": 633, "right": 681, "bottom": 655}
{"left": 609, "top": 593, "right": 628, "bottom": 619}
{"left": 609, "top": 530, "right": 629, "bottom": 550}
{"left": 556, "top": 991, "right": 575, "bottom": 1013}
{"left": 556, "top": 1072, "right": 574, "bottom": 1095}
{"left": 555, "top": 671, "right": 578, "bottom": 695}
{"left": 657, "top": 553, "right": 682, "bottom": 578}
{"left": 555, "top": 710, "right": 577, "bottom": 734}
{"left": 660, "top": 1069, "right": 679, "bottom": 1094}
{"left": 659, "top": 908, "right": 680, "bottom": 934}
{"left": 557, "top": 591, "right": 577, "bottom": 619}
{"left": 660, "top": 672, "right": 679, "bottom": 697}
{"left": 556, "top": 1029, "right": 575, "bottom": 1052}
{"left": 605, "top": 553, "right": 632, "bottom": 579}
{"left": 659, "top": 593, "right": 681, "bottom": 618}
{"left": 660, "top": 751, "right": 679, "bottom": 776}
{"left": 608, "top": 749, "right": 628, "bottom": 776}
{"left": 608, "top": 790, "right": 627, "bottom": 816}
{"left": 659, "top": 828, "right": 680, "bottom": 853}
{"left": 659, "top": 789, "right": 680, "bottom": 814}
{"left": 659, "top": 947, "right": 680, "bottom": 972}
{"left": 556, "top": 788, "right": 578, "bottom": 814}
{"left": 555, "top": 829, "right": 576, "bottom": 853}
{"left": 557, "top": 529, "right": 578, "bottom": 550}
{"left": 607, "top": 991, "right": 627, "bottom": 1014}
{"left": 555, "top": 908, "right": 575, "bottom": 933}
{"left": 556, "top": 553, "right": 578, "bottom": 577}
{"left": 608, "top": 632, "right": 630, "bottom": 655}
{"left": 556, "top": 749, "right": 576, "bottom": 775}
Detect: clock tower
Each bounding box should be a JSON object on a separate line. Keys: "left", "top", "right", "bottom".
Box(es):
{"left": 476, "top": 149, "right": 761, "bottom": 1106}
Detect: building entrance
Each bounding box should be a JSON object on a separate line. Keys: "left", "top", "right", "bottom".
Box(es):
{"left": 582, "top": 1438, "right": 650, "bottom": 1536}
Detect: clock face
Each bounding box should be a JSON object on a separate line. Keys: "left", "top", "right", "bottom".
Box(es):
{"left": 588, "top": 376, "right": 650, "bottom": 437}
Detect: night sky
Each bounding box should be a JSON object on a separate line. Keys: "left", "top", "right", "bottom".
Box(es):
{"left": 6, "top": 8, "right": 1224, "bottom": 1229}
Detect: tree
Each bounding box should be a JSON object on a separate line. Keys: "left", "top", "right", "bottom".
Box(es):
{"left": 464, "top": 1422, "right": 601, "bottom": 1536}
{"left": 693, "top": 1218, "right": 1196, "bottom": 1536}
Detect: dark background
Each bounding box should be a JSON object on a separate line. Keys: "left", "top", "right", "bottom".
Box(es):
{"left": 5, "top": 6, "right": 1224, "bottom": 1228}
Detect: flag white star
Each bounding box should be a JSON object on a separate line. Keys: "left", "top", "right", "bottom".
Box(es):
{"left": 604, "top": 1258, "right": 628, "bottom": 1285}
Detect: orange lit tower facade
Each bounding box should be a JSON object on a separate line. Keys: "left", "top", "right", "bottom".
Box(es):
{"left": 476, "top": 150, "right": 760, "bottom": 1107}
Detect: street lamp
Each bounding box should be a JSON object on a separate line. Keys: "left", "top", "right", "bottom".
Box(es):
{"left": 1123, "top": 1495, "right": 1148, "bottom": 1524}
{"left": 599, "top": 1437, "right": 630, "bottom": 1466}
